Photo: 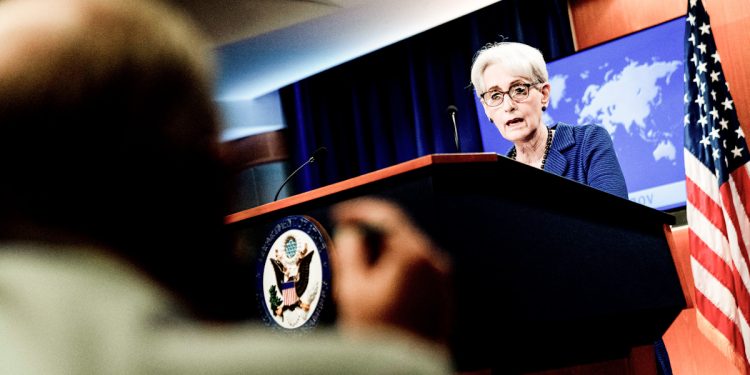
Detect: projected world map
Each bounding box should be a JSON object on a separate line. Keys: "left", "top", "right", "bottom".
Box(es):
{"left": 476, "top": 18, "right": 687, "bottom": 210}
{"left": 544, "top": 54, "right": 685, "bottom": 209}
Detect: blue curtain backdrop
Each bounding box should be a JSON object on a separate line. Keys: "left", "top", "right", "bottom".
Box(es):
{"left": 280, "top": 0, "right": 574, "bottom": 192}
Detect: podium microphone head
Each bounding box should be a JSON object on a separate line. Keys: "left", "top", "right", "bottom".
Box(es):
{"left": 310, "top": 146, "right": 328, "bottom": 163}
{"left": 446, "top": 105, "right": 460, "bottom": 152}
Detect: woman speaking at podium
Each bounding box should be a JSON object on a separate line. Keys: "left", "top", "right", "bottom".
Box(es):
{"left": 470, "top": 41, "right": 628, "bottom": 199}
{"left": 470, "top": 40, "right": 675, "bottom": 374}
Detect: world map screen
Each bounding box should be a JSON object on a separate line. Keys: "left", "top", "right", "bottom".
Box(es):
{"left": 476, "top": 17, "right": 686, "bottom": 210}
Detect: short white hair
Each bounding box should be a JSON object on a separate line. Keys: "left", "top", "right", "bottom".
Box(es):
{"left": 470, "top": 42, "right": 549, "bottom": 95}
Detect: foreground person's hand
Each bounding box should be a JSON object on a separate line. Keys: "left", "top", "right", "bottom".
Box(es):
{"left": 330, "top": 197, "right": 453, "bottom": 348}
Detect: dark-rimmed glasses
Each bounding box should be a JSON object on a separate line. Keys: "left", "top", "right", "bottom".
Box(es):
{"left": 480, "top": 83, "right": 539, "bottom": 107}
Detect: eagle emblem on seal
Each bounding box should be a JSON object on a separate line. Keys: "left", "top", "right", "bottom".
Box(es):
{"left": 269, "top": 235, "right": 315, "bottom": 318}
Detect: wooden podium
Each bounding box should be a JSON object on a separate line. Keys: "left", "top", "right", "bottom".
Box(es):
{"left": 226, "top": 153, "right": 685, "bottom": 374}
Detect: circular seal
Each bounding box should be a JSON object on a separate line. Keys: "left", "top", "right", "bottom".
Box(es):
{"left": 256, "top": 215, "right": 331, "bottom": 330}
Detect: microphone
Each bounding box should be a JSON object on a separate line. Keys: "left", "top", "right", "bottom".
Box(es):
{"left": 446, "top": 105, "right": 460, "bottom": 152}
{"left": 273, "top": 146, "right": 328, "bottom": 201}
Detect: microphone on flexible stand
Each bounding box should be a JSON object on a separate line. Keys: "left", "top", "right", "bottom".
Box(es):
{"left": 446, "top": 105, "right": 460, "bottom": 152}
{"left": 274, "top": 146, "right": 328, "bottom": 201}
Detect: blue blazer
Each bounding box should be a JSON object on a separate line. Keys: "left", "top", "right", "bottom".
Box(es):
{"left": 508, "top": 122, "right": 629, "bottom": 199}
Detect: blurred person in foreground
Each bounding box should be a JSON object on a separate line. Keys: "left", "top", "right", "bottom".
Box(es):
{"left": 0, "top": 0, "right": 452, "bottom": 373}
{"left": 470, "top": 41, "right": 628, "bottom": 199}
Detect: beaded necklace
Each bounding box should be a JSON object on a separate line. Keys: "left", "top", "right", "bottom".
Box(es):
{"left": 509, "top": 126, "right": 553, "bottom": 170}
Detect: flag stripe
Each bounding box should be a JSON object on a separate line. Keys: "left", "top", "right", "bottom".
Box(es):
{"left": 740, "top": 305, "right": 750, "bottom": 371}
{"left": 685, "top": 150, "right": 728, "bottom": 235}
{"left": 692, "top": 248, "right": 750, "bottom": 362}
{"left": 729, "top": 168, "right": 750, "bottom": 244}
{"left": 692, "top": 277, "right": 741, "bottom": 347}
{"left": 694, "top": 284, "right": 750, "bottom": 363}
{"left": 685, "top": 149, "right": 722, "bottom": 206}
{"left": 686, "top": 198, "right": 732, "bottom": 266}
{"left": 687, "top": 213, "right": 750, "bottom": 335}
{"left": 719, "top": 181, "right": 750, "bottom": 301}
{"left": 687, "top": 175, "right": 728, "bottom": 237}
{"left": 690, "top": 225, "right": 735, "bottom": 292}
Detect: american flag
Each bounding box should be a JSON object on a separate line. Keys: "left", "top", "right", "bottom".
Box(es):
{"left": 684, "top": 0, "right": 750, "bottom": 372}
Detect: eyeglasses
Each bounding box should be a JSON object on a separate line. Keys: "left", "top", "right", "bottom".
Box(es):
{"left": 480, "top": 83, "right": 539, "bottom": 107}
